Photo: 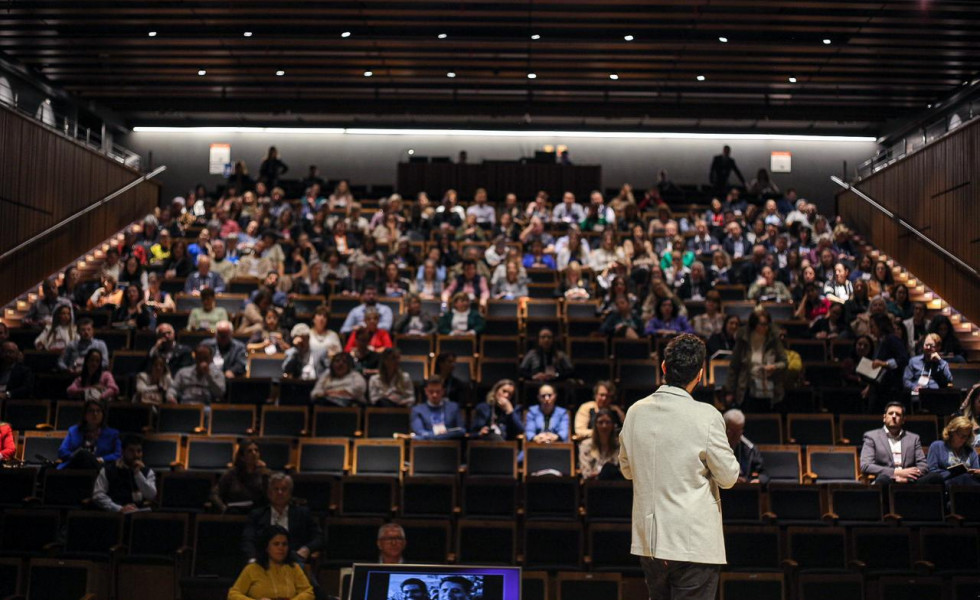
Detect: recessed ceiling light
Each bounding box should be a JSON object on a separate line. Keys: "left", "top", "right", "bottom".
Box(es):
{"left": 696, "top": 75, "right": 705, "bottom": 81}
{"left": 364, "top": 70, "right": 373, "bottom": 77}
{"left": 822, "top": 38, "right": 832, "bottom": 45}
{"left": 243, "top": 31, "right": 253, "bottom": 37}
{"left": 437, "top": 33, "right": 447, "bottom": 39}
{"left": 527, "top": 72, "right": 537, "bottom": 79}
{"left": 197, "top": 69, "right": 207, "bottom": 76}
{"left": 718, "top": 36, "right": 728, "bottom": 43}
{"left": 276, "top": 70, "right": 285, "bottom": 76}
{"left": 609, "top": 73, "right": 619, "bottom": 80}
{"left": 408, "top": 149, "right": 415, "bottom": 155}
{"left": 531, "top": 34, "right": 540, "bottom": 40}
{"left": 341, "top": 31, "right": 351, "bottom": 38}
{"left": 788, "top": 77, "right": 797, "bottom": 83}
{"left": 624, "top": 34, "right": 634, "bottom": 41}
{"left": 447, "top": 71, "right": 456, "bottom": 78}
{"left": 148, "top": 31, "right": 157, "bottom": 37}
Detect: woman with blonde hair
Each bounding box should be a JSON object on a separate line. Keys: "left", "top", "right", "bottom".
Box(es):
{"left": 922, "top": 416, "right": 980, "bottom": 488}
{"left": 470, "top": 379, "right": 523, "bottom": 441}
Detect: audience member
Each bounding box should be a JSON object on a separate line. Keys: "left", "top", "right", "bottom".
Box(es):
{"left": 145, "top": 272, "right": 176, "bottom": 313}
{"left": 58, "top": 318, "right": 110, "bottom": 374}
{"left": 344, "top": 307, "right": 393, "bottom": 352}
{"left": 368, "top": 348, "right": 415, "bottom": 407}
{"left": 202, "top": 321, "right": 248, "bottom": 380}
{"left": 392, "top": 294, "right": 438, "bottom": 335}
{"left": 519, "top": 328, "right": 573, "bottom": 381}
{"left": 282, "top": 324, "right": 326, "bottom": 382}
{"left": 470, "top": 379, "right": 523, "bottom": 441}
{"left": 645, "top": 296, "right": 695, "bottom": 336}
{"left": 0, "top": 419, "right": 15, "bottom": 462}
{"left": 58, "top": 398, "right": 120, "bottom": 469}
{"left": 862, "top": 313, "right": 909, "bottom": 413}
{"left": 921, "top": 417, "right": 980, "bottom": 488}
{"left": 574, "top": 381, "right": 624, "bottom": 438}
{"left": 187, "top": 287, "right": 228, "bottom": 332}
{"left": 903, "top": 333, "right": 953, "bottom": 395}
{"left": 724, "top": 409, "right": 768, "bottom": 484}
{"left": 67, "top": 348, "right": 119, "bottom": 401}
{"left": 307, "top": 306, "right": 343, "bottom": 359}
{"left": 960, "top": 384, "right": 980, "bottom": 448}
{"left": 437, "top": 293, "right": 485, "bottom": 336}
{"left": 524, "top": 384, "right": 569, "bottom": 443}
{"left": 213, "top": 438, "right": 270, "bottom": 513}
{"left": 228, "top": 524, "right": 314, "bottom": 600}
{"left": 725, "top": 310, "right": 787, "bottom": 411}
{"left": 410, "top": 377, "right": 465, "bottom": 440}
{"left": 147, "top": 322, "right": 193, "bottom": 376}
{"left": 87, "top": 274, "right": 124, "bottom": 310}
{"left": 34, "top": 304, "right": 75, "bottom": 351}
{"left": 579, "top": 408, "right": 621, "bottom": 479}
{"left": 310, "top": 353, "right": 366, "bottom": 406}
{"left": 134, "top": 355, "right": 173, "bottom": 406}
{"left": 92, "top": 434, "right": 157, "bottom": 513}
{"left": 112, "top": 284, "right": 155, "bottom": 331}
{"left": 859, "top": 401, "right": 927, "bottom": 487}
{"left": 242, "top": 473, "right": 323, "bottom": 564}
{"left": 167, "top": 344, "right": 226, "bottom": 406}
{"left": 339, "top": 285, "right": 393, "bottom": 335}
{"left": 24, "top": 278, "right": 72, "bottom": 328}
{"left": 377, "top": 523, "right": 407, "bottom": 564}
{"left": 600, "top": 295, "right": 643, "bottom": 338}
{"left": 246, "top": 308, "right": 291, "bottom": 354}
{"left": 928, "top": 315, "right": 965, "bottom": 362}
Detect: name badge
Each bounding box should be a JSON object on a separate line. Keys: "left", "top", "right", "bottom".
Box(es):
{"left": 432, "top": 423, "right": 448, "bottom": 436}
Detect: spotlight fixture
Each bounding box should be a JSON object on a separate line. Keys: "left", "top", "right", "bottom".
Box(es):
{"left": 148, "top": 31, "right": 157, "bottom": 37}
{"left": 447, "top": 71, "right": 456, "bottom": 78}
{"left": 341, "top": 31, "right": 351, "bottom": 38}
{"left": 197, "top": 69, "right": 207, "bottom": 76}
{"left": 276, "top": 70, "right": 285, "bottom": 76}
{"left": 243, "top": 31, "right": 253, "bottom": 37}
{"left": 718, "top": 36, "right": 728, "bottom": 43}
{"left": 527, "top": 72, "right": 537, "bottom": 79}
{"left": 364, "top": 70, "right": 373, "bottom": 77}
{"left": 624, "top": 34, "right": 634, "bottom": 41}
{"left": 438, "top": 33, "right": 447, "bottom": 39}
{"left": 696, "top": 75, "right": 705, "bottom": 81}
{"left": 788, "top": 77, "right": 797, "bottom": 83}
{"left": 609, "top": 73, "right": 619, "bottom": 80}
{"left": 531, "top": 34, "right": 540, "bottom": 40}
{"left": 822, "top": 38, "right": 832, "bottom": 44}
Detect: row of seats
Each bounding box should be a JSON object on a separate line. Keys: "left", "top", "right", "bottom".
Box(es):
{"left": 4, "top": 506, "right": 980, "bottom": 600}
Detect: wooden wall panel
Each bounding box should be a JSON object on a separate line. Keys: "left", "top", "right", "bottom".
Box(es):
{"left": 0, "top": 105, "right": 160, "bottom": 307}
{"left": 837, "top": 118, "right": 980, "bottom": 326}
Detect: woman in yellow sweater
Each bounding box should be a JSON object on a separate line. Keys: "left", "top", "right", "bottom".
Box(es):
{"left": 228, "top": 525, "right": 314, "bottom": 600}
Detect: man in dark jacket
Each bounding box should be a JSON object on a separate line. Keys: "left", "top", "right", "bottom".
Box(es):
{"left": 709, "top": 145, "right": 745, "bottom": 196}
{"left": 92, "top": 435, "right": 157, "bottom": 513}
{"left": 724, "top": 409, "right": 769, "bottom": 485}
{"left": 241, "top": 473, "right": 323, "bottom": 564}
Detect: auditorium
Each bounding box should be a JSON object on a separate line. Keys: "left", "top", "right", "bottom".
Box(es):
{"left": 2, "top": 2, "right": 980, "bottom": 599}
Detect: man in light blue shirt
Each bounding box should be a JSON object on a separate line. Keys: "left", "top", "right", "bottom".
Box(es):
{"left": 339, "top": 285, "right": 393, "bottom": 335}
{"left": 552, "top": 191, "right": 586, "bottom": 224}
{"left": 58, "top": 318, "right": 109, "bottom": 374}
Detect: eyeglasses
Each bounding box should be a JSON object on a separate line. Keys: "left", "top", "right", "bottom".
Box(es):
{"left": 379, "top": 536, "right": 405, "bottom": 543}
{"left": 539, "top": 393, "right": 555, "bottom": 398}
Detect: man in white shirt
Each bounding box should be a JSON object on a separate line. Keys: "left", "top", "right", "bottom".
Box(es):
{"left": 465, "top": 188, "right": 496, "bottom": 227}
{"left": 552, "top": 191, "right": 586, "bottom": 223}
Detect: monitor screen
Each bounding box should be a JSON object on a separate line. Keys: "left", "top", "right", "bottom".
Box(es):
{"left": 347, "top": 564, "right": 522, "bottom": 600}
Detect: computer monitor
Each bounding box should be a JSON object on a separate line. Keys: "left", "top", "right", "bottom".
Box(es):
{"left": 347, "top": 563, "right": 522, "bottom": 600}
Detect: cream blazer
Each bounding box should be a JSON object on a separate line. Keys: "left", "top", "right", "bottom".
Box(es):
{"left": 619, "top": 385, "right": 739, "bottom": 564}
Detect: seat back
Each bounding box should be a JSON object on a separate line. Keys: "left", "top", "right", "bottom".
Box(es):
{"left": 192, "top": 515, "right": 247, "bottom": 578}
{"left": 363, "top": 407, "right": 411, "bottom": 438}
{"left": 556, "top": 572, "right": 621, "bottom": 600}
{"left": 298, "top": 438, "right": 348, "bottom": 474}
{"left": 313, "top": 406, "right": 361, "bottom": 437}
{"left": 0, "top": 509, "right": 60, "bottom": 555}
{"left": 127, "top": 512, "right": 189, "bottom": 557}
{"left": 744, "top": 413, "right": 783, "bottom": 444}
{"left": 19, "top": 431, "right": 63, "bottom": 465}
{"left": 399, "top": 519, "right": 452, "bottom": 564}
{"left": 524, "top": 442, "right": 575, "bottom": 477}
{"left": 806, "top": 445, "right": 858, "bottom": 482}
{"left": 64, "top": 511, "right": 123, "bottom": 556}
{"left": 787, "top": 413, "right": 835, "bottom": 445}
{"left": 786, "top": 526, "right": 848, "bottom": 570}
{"left": 409, "top": 441, "right": 461, "bottom": 476}
{"left": 466, "top": 441, "right": 517, "bottom": 478}
{"left": 798, "top": 574, "right": 863, "bottom": 600}
{"left": 185, "top": 436, "right": 235, "bottom": 470}
{"left": 758, "top": 445, "right": 802, "bottom": 484}
{"left": 352, "top": 439, "right": 403, "bottom": 477}
{"left": 209, "top": 404, "right": 256, "bottom": 436}
{"left": 456, "top": 519, "right": 516, "bottom": 565}
{"left": 524, "top": 476, "right": 579, "bottom": 520}
{"left": 889, "top": 484, "right": 945, "bottom": 523}
{"left": 42, "top": 469, "right": 97, "bottom": 508}
{"left": 829, "top": 486, "right": 883, "bottom": 523}
{"left": 158, "top": 471, "right": 215, "bottom": 511}
{"left": 106, "top": 403, "right": 153, "bottom": 434}
{"left": 767, "top": 484, "right": 823, "bottom": 522}
{"left": 851, "top": 526, "right": 913, "bottom": 572}
{"left": 157, "top": 404, "right": 204, "bottom": 434}
{"left": 724, "top": 525, "right": 781, "bottom": 570}
{"left": 582, "top": 480, "right": 632, "bottom": 522}
{"left": 3, "top": 400, "right": 51, "bottom": 431}
{"left": 260, "top": 405, "right": 308, "bottom": 437}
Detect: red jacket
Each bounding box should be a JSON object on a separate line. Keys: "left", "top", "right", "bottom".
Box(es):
{"left": 344, "top": 329, "right": 393, "bottom": 353}
{"left": 0, "top": 423, "right": 15, "bottom": 461}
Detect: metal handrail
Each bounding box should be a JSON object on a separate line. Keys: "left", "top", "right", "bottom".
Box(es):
{"left": 0, "top": 166, "right": 166, "bottom": 262}
{"left": 831, "top": 176, "right": 979, "bottom": 279}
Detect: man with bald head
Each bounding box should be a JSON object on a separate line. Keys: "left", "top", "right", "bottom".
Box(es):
{"left": 183, "top": 254, "right": 226, "bottom": 295}
{"left": 202, "top": 320, "right": 247, "bottom": 379}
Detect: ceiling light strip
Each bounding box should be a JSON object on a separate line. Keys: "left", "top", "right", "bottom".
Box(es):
{"left": 133, "top": 126, "right": 874, "bottom": 142}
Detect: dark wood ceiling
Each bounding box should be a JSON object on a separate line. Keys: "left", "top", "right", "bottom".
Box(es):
{"left": 3, "top": 0, "right": 978, "bottom": 134}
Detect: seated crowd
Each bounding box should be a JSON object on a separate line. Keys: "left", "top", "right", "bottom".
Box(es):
{"left": 2, "top": 160, "right": 980, "bottom": 599}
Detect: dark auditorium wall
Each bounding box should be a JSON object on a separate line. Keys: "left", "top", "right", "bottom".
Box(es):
{"left": 0, "top": 105, "right": 160, "bottom": 307}
{"left": 837, "top": 118, "right": 980, "bottom": 327}
{"left": 123, "top": 130, "right": 876, "bottom": 214}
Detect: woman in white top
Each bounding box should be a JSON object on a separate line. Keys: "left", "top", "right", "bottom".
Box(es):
{"left": 368, "top": 349, "right": 415, "bottom": 407}
{"left": 35, "top": 304, "right": 76, "bottom": 351}
{"left": 308, "top": 306, "right": 343, "bottom": 360}
{"left": 134, "top": 355, "right": 173, "bottom": 406}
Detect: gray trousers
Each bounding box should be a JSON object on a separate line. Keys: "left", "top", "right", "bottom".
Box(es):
{"left": 640, "top": 556, "right": 720, "bottom": 600}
